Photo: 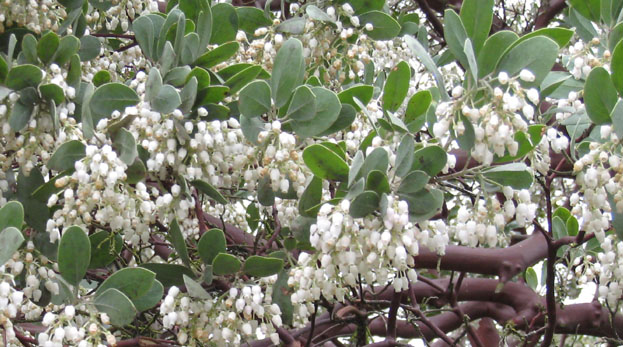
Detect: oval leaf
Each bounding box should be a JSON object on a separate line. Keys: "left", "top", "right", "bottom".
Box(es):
{"left": 212, "top": 253, "right": 242, "bottom": 275}
{"left": 197, "top": 228, "right": 226, "bottom": 265}
{"left": 243, "top": 256, "right": 284, "bottom": 277}
{"left": 93, "top": 288, "right": 137, "bottom": 327}
{"left": 96, "top": 267, "right": 156, "bottom": 301}
{"left": 303, "top": 144, "right": 349, "bottom": 181}
{"left": 383, "top": 61, "right": 410, "bottom": 112}
{"left": 585, "top": 67, "right": 618, "bottom": 124}
{"left": 58, "top": 226, "right": 91, "bottom": 286}
{"left": 0, "top": 227, "right": 25, "bottom": 266}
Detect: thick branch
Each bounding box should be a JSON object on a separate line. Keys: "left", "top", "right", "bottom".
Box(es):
{"left": 414, "top": 232, "right": 548, "bottom": 281}
{"left": 534, "top": 0, "right": 567, "bottom": 29}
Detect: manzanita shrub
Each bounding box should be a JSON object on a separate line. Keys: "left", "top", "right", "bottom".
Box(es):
{"left": 1, "top": 0, "right": 623, "bottom": 345}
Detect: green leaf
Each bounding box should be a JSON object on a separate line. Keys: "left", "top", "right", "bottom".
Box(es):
{"left": 460, "top": 0, "right": 493, "bottom": 54}
{"left": 338, "top": 85, "right": 374, "bottom": 111}
{"left": 585, "top": 67, "right": 617, "bottom": 125}
{"left": 291, "top": 87, "right": 341, "bottom": 137}
{"left": 395, "top": 134, "right": 415, "bottom": 177}
{"left": 180, "top": 76, "right": 197, "bottom": 114}
{"left": 67, "top": 54, "right": 82, "bottom": 88}
{"left": 237, "top": 7, "right": 272, "bottom": 36}
{"left": 88, "top": 230, "right": 123, "bottom": 269}
{"left": 0, "top": 227, "right": 24, "bottom": 266}
{"left": 178, "top": 0, "right": 203, "bottom": 21}
{"left": 132, "top": 279, "right": 164, "bottom": 312}
{"left": 194, "top": 41, "right": 239, "bottom": 69}
{"left": 78, "top": 35, "right": 101, "bottom": 61}
{"left": 111, "top": 128, "right": 138, "bottom": 166}
{"left": 569, "top": 0, "right": 600, "bottom": 21}
{"left": 275, "top": 17, "right": 306, "bottom": 34}
{"left": 197, "top": 228, "right": 226, "bottom": 265}
{"left": 286, "top": 85, "right": 316, "bottom": 121}
{"left": 258, "top": 174, "right": 275, "bottom": 206}
{"left": 90, "top": 83, "right": 140, "bottom": 120}
{"left": 239, "top": 80, "right": 271, "bottom": 118}
{"left": 0, "top": 201, "right": 24, "bottom": 231}
{"left": 525, "top": 267, "right": 538, "bottom": 290}
{"left": 186, "top": 67, "right": 211, "bottom": 90}
{"left": 611, "top": 99, "right": 623, "bottom": 139}
{"left": 552, "top": 216, "right": 568, "bottom": 240}
{"left": 611, "top": 40, "right": 623, "bottom": 96}
{"left": 145, "top": 69, "right": 163, "bottom": 103}
{"left": 225, "top": 65, "right": 261, "bottom": 94}
{"left": 366, "top": 170, "right": 390, "bottom": 195}
{"left": 405, "top": 90, "right": 432, "bottom": 126}
{"left": 398, "top": 170, "right": 429, "bottom": 194}
{"left": 359, "top": 11, "right": 401, "bottom": 41}
{"left": 349, "top": 190, "right": 380, "bottom": 218}
{"left": 151, "top": 84, "right": 181, "bottom": 114}
{"left": 58, "top": 226, "right": 91, "bottom": 286}
{"left": 21, "top": 34, "right": 38, "bottom": 64}
{"left": 243, "top": 256, "right": 284, "bottom": 277}
{"left": 191, "top": 179, "right": 228, "bottom": 204}
{"left": 411, "top": 146, "right": 447, "bottom": 177}
{"left": 47, "top": 140, "right": 86, "bottom": 172}
{"left": 299, "top": 176, "right": 322, "bottom": 217}
{"left": 53, "top": 35, "right": 81, "bottom": 66}
{"left": 168, "top": 219, "right": 191, "bottom": 269}
{"left": 140, "top": 263, "right": 195, "bottom": 287}
{"left": 495, "top": 36, "right": 559, "bottom": 87}
{"left": 5, "top": 64, "right": 43, "bottom": 90}
{"left": 318, "top": 104, "right": 357, "bottom": 136}
{"left": 9, "top": 97, "right": 34, "bottom": 131}
{"left": 399, "top": 187, "right": 444, "bottom": 222}
{"left": 383, "top": 61, "right": 410, "bottom": 112}
{"left": 210, "top": 3, "right": 238, "bottom": 45}
{"left": 271, "top": 38, "right": 304, "bottom": 108}
{"left": 303, "top": 144, "right": 349, "bottom": 181}
{"left": 463, "top": 39, "right": 478, "bottom": 83}
{"left": 212, "top": 253, "right": 242, "bottom": 275}
{"left": 58, "top": 0, "right": 84, "bottom": 9}
{"left": 443, "top": 9, "right": 469, "bottom": 69}
{"left": 515, "top": 27, "right": 575, "bottom": 49}
{"left": 39, "top": 84, "right": 65, "bottom": 105}
{"left": 132, "top": 15, "right": 160, "bottom": 60}
{"left": 183, "top": 274, "right": 211, "bottom": 299}
{"left": 96, "top": 267, "right": 156, "bottom": 301}
{"left": 197, "top": 85, "right": 230, "bottom": 105}
{"left": 306, "top": 5, "right": 335, "bottom": 23}
{"left": 164, "top": 66, "right": 191, "bottom": 87}
{"left": 125, "top": 158, "right": 146, "bottom": 184}
{"left": 483, "top": 162, "right": 533, "bottom": 189}
{"left": 93, "top": 288, "right": 137, "bottom": 327}
{"left": 0, "top": 56, "right": 7, "bottom": 82}
{"left": 197, "top": 8, "right": 213, "bottom": 55}
{"left": 38, "top": 31, "right": 60, "bottom": 64}
{"left": 404, "top": 36, "right": 449, "bottom": 100}
{"left": 360, "top": 147, "right": 389, "bottom": 181}
{"left": 240, "top": 113, "right": 265, "bottom": 144}
{"left": 477, "top": 30, "right": 518, "bottom": 78}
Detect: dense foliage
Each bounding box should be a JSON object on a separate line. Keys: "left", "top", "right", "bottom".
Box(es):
{"left": 2, "top": 0, "right": 623, "bottom": 345}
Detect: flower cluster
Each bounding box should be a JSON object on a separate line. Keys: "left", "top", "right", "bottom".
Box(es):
{"left": 159, "top": 283, "right": 283, "bottom": 345}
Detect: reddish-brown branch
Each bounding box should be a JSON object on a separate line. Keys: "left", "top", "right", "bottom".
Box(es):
{"left": 414, "top": 232, "right": 548, "bottom": 282}
{"left": 414, "top": 0, "right": 445, "bottom": 39}
{"left": 534, "top": 0, "right": 567, "bottom": 29}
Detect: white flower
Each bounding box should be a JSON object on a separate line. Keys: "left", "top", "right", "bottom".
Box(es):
{"left": 365, "top": 23, "right": 374, "bottom": 31}
{"left": 519, "top": 69, "right": 535, "bottom": 82}
{"left": 497, "top": 71, "right": 509, "bottom": 84}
